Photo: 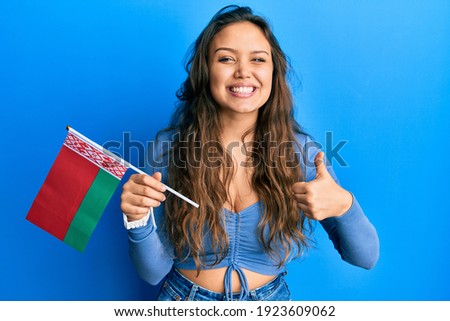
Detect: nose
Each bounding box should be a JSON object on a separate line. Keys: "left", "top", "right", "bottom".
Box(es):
{"left": 234, "top": 61, "right": 251, "bottom": 79}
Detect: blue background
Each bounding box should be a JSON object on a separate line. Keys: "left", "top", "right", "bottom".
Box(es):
{"left": 1, "top": 0, "right": 449, "bottom": 300}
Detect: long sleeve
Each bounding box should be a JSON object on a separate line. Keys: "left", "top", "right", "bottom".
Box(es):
{"left": 126, "top": 130, "right": 175, "bottom": 285}
{"left": 319, "top": 195, "right": 379, "bottom": 269}
{"left": 128, "top": 218, "right": 173, "bottom": 285}
{"left": 297, "top": 133, "right": 380, "bottom": 269}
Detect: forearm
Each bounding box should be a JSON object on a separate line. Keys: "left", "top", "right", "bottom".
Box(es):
{"left": 320, "top": 195, "right": 380, "bottom": 269}
{"left": 128, "top": 223, "right": 174, "bottom": 285}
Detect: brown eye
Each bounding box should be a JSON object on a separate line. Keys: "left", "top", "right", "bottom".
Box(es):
{"left": 253, "top": 57, "right": 266, "bottom": 63}
{"left": 218, "top": 56, "right": 234, "bottom": 63}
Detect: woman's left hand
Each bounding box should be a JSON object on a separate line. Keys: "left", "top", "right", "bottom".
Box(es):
{"left": 292, "top": 152, "right": 353, "bottom": 221}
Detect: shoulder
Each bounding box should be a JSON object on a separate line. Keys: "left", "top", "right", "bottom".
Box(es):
{"left": 293, "top": 131, "right": 322, "bottom": 161}
{"left": 154, "top": 128, "right": 178, "bottom": 145}
{"left": 151, "top": 128, "right": 180, "bottom": 157}
{"left": 293, "top": 131, "right": 326, "bottom": 182}
{"left": 293, "top": 131, "right": 318, "bottom": 149}
{"left": 145, "top": 128, "right": 178, "bottom": 176}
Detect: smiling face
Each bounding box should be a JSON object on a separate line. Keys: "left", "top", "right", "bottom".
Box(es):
{"left": 208, "top": 22, "right": 274, "bottom": 119}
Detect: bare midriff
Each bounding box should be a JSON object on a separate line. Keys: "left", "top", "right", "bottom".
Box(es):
{"left": 178, "top": 267, "right": 276, "bottom": 293}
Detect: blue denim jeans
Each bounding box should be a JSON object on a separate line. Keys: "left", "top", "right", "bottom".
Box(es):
{"left": 157, "top": 268, "right": 291, "bottom": 301}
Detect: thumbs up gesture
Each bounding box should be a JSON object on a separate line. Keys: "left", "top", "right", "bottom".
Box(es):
{"left": 292, "top": 152, "right": 353, "bottom": 221}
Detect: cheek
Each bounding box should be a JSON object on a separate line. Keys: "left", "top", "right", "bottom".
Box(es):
{"left": 264, "top": 68, "right": 274, "bottom": 85}
{"left": 208, "top": 75, "right": 221, "bottom": 102}
{"left": 208, "top": 67, "right": 228, "bottom": 99}
{"left": 256, "top": 64, "right": 273, "bottom": 85}
{"left": 260, "top": 70, "right": 273, "bottom": 96}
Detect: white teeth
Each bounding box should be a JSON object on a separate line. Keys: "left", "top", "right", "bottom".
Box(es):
{"left": 231, "top": 86, "right": 254, "bottom": 94}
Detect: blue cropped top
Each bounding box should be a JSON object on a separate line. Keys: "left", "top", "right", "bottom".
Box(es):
{"left": 127, "top": 131, "right": 379, "bottom": 300}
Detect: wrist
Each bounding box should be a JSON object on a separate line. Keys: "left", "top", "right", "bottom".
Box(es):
{"left": 123, "top": 210, "right": 151, "bottom": 229}
{"left": 335, "top": 189, "right": 353, "bottom": 217}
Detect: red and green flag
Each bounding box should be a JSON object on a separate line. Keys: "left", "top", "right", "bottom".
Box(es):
{"left": 26, "top": 128, "right": 128, "bottom": 252}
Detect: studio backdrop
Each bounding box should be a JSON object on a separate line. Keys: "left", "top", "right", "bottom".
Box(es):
{"left": 1, "top": 0, "right": 449, "bottom": 300}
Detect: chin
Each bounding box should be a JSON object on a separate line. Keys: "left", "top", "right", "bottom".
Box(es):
{"left": 226, "top": 106, "right": 260, "bottom": 114}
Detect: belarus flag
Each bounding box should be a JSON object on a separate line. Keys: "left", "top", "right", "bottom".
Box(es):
{"left": 26, "top": 128, "right": 127, "bottom": 252}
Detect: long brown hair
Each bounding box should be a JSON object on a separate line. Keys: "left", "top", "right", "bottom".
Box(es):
{"left": 158, "top": 5, "right": 310, "bottom": 272}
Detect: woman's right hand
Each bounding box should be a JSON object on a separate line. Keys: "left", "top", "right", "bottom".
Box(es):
{"left": 120, "top": 172, "right": 166, "bottom": 222}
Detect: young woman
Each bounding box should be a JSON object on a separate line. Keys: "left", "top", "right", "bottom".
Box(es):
{"left": 120, "top": 5, "right": 379, "bottom": 301}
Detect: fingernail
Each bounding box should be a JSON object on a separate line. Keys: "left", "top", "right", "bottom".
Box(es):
{"left": 160, "top": 185, "right": 166, "bottom": 192}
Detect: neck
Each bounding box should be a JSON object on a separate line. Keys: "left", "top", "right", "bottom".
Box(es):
{"left": 219, "top": 111, "right": 257, "bottom": 144}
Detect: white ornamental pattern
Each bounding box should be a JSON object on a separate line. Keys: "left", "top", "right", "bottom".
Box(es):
{"left": 64, "top": 132, "right": 127, "bottom": 179}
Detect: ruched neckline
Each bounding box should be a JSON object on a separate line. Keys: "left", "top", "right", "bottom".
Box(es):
{"left": 222, "top": 201, "right": 261, "bottom": 215}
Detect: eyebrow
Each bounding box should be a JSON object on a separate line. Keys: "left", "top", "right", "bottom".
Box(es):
{"left": 213, "top": 47, "right": 270, "bottom": 56}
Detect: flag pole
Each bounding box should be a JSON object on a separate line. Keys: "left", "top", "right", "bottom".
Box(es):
{"left": 66, "top": 126, "right": 199, "bottom": 208}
